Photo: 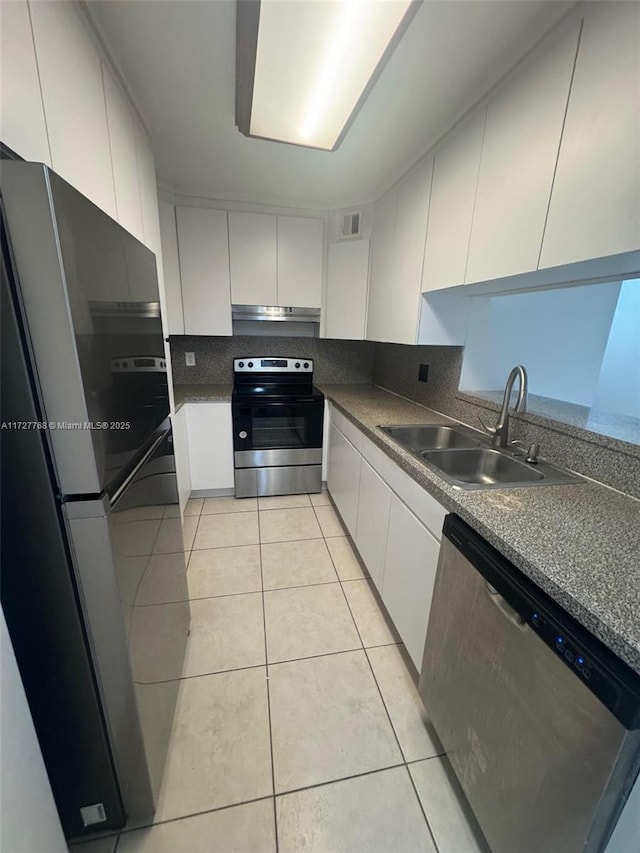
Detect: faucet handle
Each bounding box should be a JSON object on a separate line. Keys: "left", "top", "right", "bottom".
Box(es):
{"left": 511, "top": 440, "right": 540, "bottom": 464}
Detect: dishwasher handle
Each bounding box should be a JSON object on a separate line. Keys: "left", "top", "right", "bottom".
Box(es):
{"left": 485, "top": 582, "right": 528, "bottom": 632}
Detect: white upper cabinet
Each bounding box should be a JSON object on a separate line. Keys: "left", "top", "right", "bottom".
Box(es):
{"left": 422, "top": 108, "right": 486, "bottom": 292}
{"left": 0, "top": 0, "right": 51, "bottom": 164}
{"left": 102, "top": 63, "right": 144, "bottom": 243}
{"left": 229, "top": 212, "right": 323, "bottom": 307}
{"left": 540, "top": 2, "right": 640, "bottom": 268}
{"left": 29, "top": 0, "right": 116, "bottom": 219}
{"left": 325, "top": 239, "right": 370, "bottom": 340}
{"left": 176, "top": 207, "right": 232, "bottom": 336}
{"left": 367, "top": 157, "right": 433, "bottom": 344}
{"left": 277, "top": 217, "right": 323, "bottom": 308}
{"left": 367, "top": 186, "right": 397, "bottom": 341}
{"left": 394, "top": 157, "right": 433, "bottom": 326}
{"left": 134, "top": 122, "right": 162, "bottom": 256}
{"left": 158, "top": 202, "right": 185, "bottom": 335}
{"left": 228, "top": 212, "right": 278, "bottom": 305}
{"left": 465, "top": 18, "right": 581, "bottom": 284}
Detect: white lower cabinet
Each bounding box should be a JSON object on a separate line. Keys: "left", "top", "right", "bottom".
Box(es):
{"left": 327, "top": 408, "right": 446, "bottom": 672}
{"left": 171, "top": 406, "right": 191, "bottom": 515}
{"left": 382, "top": 496, "right": 440, "bottom": 670}
{"left": 186, "top": 403, "right": 234, "bottom": 492}
{"left": 327, "top": 422, "right": 362, "bottom": 536}
{"left": 355, "top": 460, "right": 392, "bottom": 591}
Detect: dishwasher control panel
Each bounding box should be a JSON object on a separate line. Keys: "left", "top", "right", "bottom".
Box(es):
{"left": 530, "top": 610, "right": 594, "bottom": 680}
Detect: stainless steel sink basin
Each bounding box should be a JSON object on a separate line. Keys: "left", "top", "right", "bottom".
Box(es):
{"left": 379, "top": 421, "right": 582, "bottom": 489}
{"left": 379, "top": 424, "right": 483, "bottom": 452}
{"left": 421, "top": 447, "right": 581, "bottom": 489}
{"left": 421, "top": 447, "right": 544, "bottom": 486}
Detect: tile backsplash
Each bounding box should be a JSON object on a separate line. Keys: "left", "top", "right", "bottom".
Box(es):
{"left": 170, "top": 335, "right": 639, "bottom": 497}
{"left": 371, "top": 342, "right": 640, "bottom": 499}
{"left": 170, "top": 336, "right": 375, "bottom": 385}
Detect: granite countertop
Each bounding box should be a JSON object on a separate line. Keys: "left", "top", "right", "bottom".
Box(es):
{"left": 173, "top": 384, "right": 232, "bottom": 410}
{"left": 319, "top": 384, "right": 640, "bottom": 676}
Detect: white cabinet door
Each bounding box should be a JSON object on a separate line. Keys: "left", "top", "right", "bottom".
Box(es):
{"left": 277, "top": 217, "right": 323, "bottom": 308}
{"left": 366, "top": 186, "right": 397, "bottom": 342}
{"left": 158, "top": 202, "right": 184, "bottom": 335}
{"left": 367, "top": 157, "right": 432, "bottom": 344}
{"left": 102, "top": 63, "right": 144, "bottom": 242}
{"left": 0, "top": 0, "right": 50, "bottom": 164}
{"left": 172, "top": 406, "right": 191, "bottom": 515}
{"left": 29, "top": 0, "right": 116, "bottom": 218}
{"left": 355, "top": 460, "right": 392, "bottom": 592}
{"left": 228, "top": 212, "right": 277, "bottom": 305}
{"left": 134, "top": 123, "right": 161, "bottom": 256}
{"left": 382, "top": 496, "right": 440, "bottom": 670}
{"left": 540, "top": 3, "right": 640, "bottom": 268}
{"left": 394, "top": 156, "right": 433, "bottom": 341}
{"left": 465, "top": 19, "right": 581, "bottom": 284}
{"left": 187, "top": 403, "right": 234, "bottom": 491}
{"left": 327, "top": 422, "right": 362, "bottom": 536}
{"left": 176, "top": 207, "right": 232, "bottom": 336}
{"left": 422, "top": 109, "right": 486, "bottom": 292}
{"left": 325, "top": 239, "right": 370, "bottom": 340}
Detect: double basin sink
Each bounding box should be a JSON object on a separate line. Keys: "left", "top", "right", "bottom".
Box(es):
{"left": 379, "top": 423, "right": 581, "bottom": 490}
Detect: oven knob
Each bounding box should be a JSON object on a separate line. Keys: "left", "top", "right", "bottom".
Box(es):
{"left": 304, "top": 362, "right": 309, "bottom": 368}
{"left": 239, "top": 430, "right": 247, "bottom": 439}
{"left": 239, "top": 361, "right": 244, "bottom": 368}
{"left": 295, "top": 362, "right": 301, "bottom": 368}
{"left": 122, "top": 361, "right": 128, "bottom": 368}
{"left": 248, "top": 361, "right": 254, "bottom": 368}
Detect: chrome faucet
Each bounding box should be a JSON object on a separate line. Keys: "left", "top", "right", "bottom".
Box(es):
{"left": 480, "top": 365, "right": 528, "bottom": 448}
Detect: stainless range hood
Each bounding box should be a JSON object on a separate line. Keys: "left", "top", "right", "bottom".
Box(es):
{"left": 232, "top": 305, "right": 321, "bottom": 337}
{"left": 232, "top": 305, "right": 320, "bottom": 323}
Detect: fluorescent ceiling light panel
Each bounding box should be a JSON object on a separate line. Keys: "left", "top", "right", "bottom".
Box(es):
{"left": 238, "top": 0, "right": 418, "bottom": 151}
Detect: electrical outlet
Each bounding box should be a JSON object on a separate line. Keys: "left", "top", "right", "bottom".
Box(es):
{"left": 418, "top": 364, "right": 429, "bottom": 382}
{"left": 185, "top": 352, "right": 196, "bottom": 367}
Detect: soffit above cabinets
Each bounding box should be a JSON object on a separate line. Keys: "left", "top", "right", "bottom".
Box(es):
{"left": 85, "top": 0, "right": 575, "bottom": 210}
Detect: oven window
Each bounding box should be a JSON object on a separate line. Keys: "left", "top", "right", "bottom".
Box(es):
{"left": 252, "top": 414, "right": 308, "bottom": 449}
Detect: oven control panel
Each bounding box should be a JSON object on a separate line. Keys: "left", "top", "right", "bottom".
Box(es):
{"left": 233, "top": 358, "right": 313, "bottom": 373}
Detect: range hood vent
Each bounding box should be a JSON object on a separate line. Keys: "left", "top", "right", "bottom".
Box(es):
{"left": 231, "top": 305, "right": 320, "bottom": 323}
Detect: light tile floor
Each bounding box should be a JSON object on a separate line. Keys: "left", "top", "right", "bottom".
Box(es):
{"left": 74, "top": 491, "right": 488, "bottom": 853}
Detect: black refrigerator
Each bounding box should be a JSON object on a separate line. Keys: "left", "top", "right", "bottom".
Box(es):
{"left": 0, "top": 162, "right": 190, "bottom": 840}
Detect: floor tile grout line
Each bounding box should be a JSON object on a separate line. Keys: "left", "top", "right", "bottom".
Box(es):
{"left": 405, "top": 762, "right": 442, "bottom": 853}
{"left": 115, "top": 757, "right": 437, "bottom": 840}
{"left": 316, "top": 501, "right": 412, "bottom": 766}
{"left": 135, "top": 577, "right": 345, "bottom": 609}
{"left": 314, "top": 495, "right": 443, "bottom": 850}
{"left": 273, "top": 761, "right": 408, "bottom": 800}
{"left": 180, "top": 493, "right": 438, "bottom": 847}
{"left": 117, "top": 794, "right": 276, "bottom": 837}
{"left": 257, "top": 507, "right": 280, "bottom": 853}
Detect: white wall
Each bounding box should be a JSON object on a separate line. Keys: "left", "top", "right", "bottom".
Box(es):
{"left": 460, "top": 281, "right": 622, "bottom": 405}
{"left": 418, "top": 286, "right": 472, "bottom": 346}
{"left": 0, "top": 611, "right": 67, "bottom": 853}
{"left": 592, "top": 279, "right": 640, "bottom": 418}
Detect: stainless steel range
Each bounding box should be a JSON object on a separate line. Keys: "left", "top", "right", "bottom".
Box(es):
{"left": 232, "top": 357, "right": 325, "bottom": 498}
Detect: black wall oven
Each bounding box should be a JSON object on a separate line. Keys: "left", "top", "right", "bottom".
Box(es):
{"left": 232, "top": 358, "right": 324, "bottom": 497}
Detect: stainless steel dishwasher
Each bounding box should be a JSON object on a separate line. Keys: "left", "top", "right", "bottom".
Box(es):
{"left": 419, "top": 515, "right": 640, "bottom": 853}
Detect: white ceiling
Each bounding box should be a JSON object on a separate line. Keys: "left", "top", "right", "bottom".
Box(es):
{"left": 87, "top": 0, "right": 575, "bottom": 210}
